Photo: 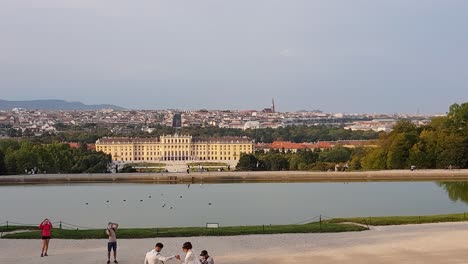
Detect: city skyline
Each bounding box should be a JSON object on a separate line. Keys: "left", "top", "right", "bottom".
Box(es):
{"left": 1, "top": 1, "right": 467, "bottom": 113}
{"left": 0, "top": 97, "right": 451, "bottom": 114}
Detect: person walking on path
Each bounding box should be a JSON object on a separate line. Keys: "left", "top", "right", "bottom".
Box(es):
{"left": 39, "top": 218, "right": 53, "bottom": 257}
{"left": 199, "top": 250, "right": 214, "bottom": 264}
{"left": 106, "top": 222, "right": 119, "bottom": 264}
{"left": 175, "top": 242, "right": 200, "bottom": 264}
{"left": 144, "top": 242, "right": 178, "bottom": 264}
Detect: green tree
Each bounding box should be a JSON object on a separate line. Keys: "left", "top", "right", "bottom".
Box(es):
{"left": 0, "top": 150, "right": 6, "bottom": 175}
{"left": 236, "top": 154, "right": 260, "bottom": 171}
{"left": 362, "top": 148, "right": 387, "bottom": 170}
{"left": 289, "top": 150, "right": 319, "bottom": 170}
{"left": 318, "top": 147, "right": 352, "bottom": 163}
{"left": 4, "top": 149, "right": 18, "bottom": 174}
{"left": 436, "top": 133, "right": 466, "bottom": 168}
{"left": 0, "top": 139, "right": 111, "bottom": 174}
{"left": 348, "top": 147, "right": 369, "bottom": 170}
{"left": 261, "top": 153, "right": 289, "bottom": 171}
{"left": 447, "top": 103, "right": 468, "bottom": 131}
{"left": 386, "top": 133, "right": 414, "bottom": 169}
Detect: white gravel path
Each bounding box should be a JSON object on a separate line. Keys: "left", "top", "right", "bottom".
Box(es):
{"left": 1, "top": 222, "right": 468, "bottom": 264}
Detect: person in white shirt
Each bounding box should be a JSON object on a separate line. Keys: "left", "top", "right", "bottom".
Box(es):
{"left": 144, "top": 243, "right": 178, "bottom": 264}
{"left": 175, "top": 242, "right": 200, "bottom": 264}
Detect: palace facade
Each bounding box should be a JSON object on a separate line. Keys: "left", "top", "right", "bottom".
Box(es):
{"left": 95, "top": 134, "right": 254, "bottom": 162}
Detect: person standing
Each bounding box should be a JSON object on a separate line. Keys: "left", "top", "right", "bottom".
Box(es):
{"left": 175, "top": 242, "right": 200, "bottom": 264}
{"left": 343, "top": 163, "right": 349, "bottom": 171}
{"left": 199, "top": 250, "right": 214, "bottom": 264}
{"left": 39, "top": 218, "right": 53, "bottom": 257}
{"left": 106, "top": 222, "right": 119, "bottom": 264}
{"left": 144, "top": 242, "right": 178, "bottom": 264}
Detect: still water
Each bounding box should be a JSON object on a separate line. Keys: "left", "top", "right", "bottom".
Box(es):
{"left": 1, "top": 182, "right": 467, "bottom": 228}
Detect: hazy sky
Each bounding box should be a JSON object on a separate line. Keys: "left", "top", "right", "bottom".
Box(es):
{"left": 0, "top": 0, "right": 467, "bottom": 113}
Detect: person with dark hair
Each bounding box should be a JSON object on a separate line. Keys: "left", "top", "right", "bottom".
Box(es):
{"left": 175, "top": 242, "right": 199, "bottom": 264}
{"left": 106, "top": 222, "right": 119, "bottom": 264}
{"left": 199, "top": 250, "right": 214, "bottom": 264}
{"left": 144, "top": 242, "right": 178, "bottom": 264}
{"left": 39, "top": 218, "right": 53, "bottom": 257}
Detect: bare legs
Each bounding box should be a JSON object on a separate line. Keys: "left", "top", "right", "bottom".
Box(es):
{"left": 107, "top": 250, "right": 117, "bottom": 263}
{"left": 41, "top": 239, "right": 50, "bottom": 256}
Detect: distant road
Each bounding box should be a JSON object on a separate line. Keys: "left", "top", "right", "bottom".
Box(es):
{"left": 1, "top": 170, "right": 468, "bottom": 184}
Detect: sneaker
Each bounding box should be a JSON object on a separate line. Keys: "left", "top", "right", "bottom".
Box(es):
{"left": 114, "top": 260, "right": 118, "bottom": 264}
{"left": 107, "top": 261, "right": 110, "bottom": 264}
{"left": 44, "top": 253, "right": 48, "bottom": 257}
{"left": 40, "top": 254, "right": 43, "bottom": 257}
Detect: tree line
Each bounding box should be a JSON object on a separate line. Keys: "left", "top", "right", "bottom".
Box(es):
{"left": 237, "top": 103, "right": 468, "bottom": 171}
{"left": 360, "top": 103, "right": 468, "bottom": 170}
{"left": 0, "top": 140, "right": 111, "bottom": 175}
{"left": 237, "top": 147, "right": 356, "bottom": 171}
{"left": 16, "top": 124, "right": 380, "bottom": 144}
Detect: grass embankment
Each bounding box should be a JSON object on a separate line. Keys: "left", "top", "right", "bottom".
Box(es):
{"left": 326, "top": 213, "right": 468, "bottom": 226}
{"left": 1, "top": 222, "right": 366, "bottom": 239}
{"left": 187, "top": 162, "right": 228, "bottom": 167}
{"left": 6, "top": 213, "right": 467, "bottom": 239}
{"left": 135, "top": 168, "right": 167, "bottom": 173}
{"left": 0, "top": 226, "right": 38, "bottom": 232}
{"left": 132, "top": 163, "right": 166, "bottom": 167}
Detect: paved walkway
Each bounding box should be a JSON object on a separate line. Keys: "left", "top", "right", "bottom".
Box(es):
{"left": 2, "top": 222, "right": 468, "bottom": 263}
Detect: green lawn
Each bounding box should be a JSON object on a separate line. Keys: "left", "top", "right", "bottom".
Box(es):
{"left": 0, "top": 225, "right": 38, "bottom": 232}
{"left": 189, "top": 167, "right": 228, "bottom": 172}
{"left": 187, "top": 162, "right": 228, "bottom": 167}
{"left": 131, "top": 162, "right": 166, "bottom": 167}
{"left": 1, "top": 222, "right": 366, "bottom": 239}
{"left": 326, "top": 213, "right": 468, "bottom": 226}
{"left": 135, "top": 168, "right": 167, "bottom": 173}
{"left": 6, "top": 212, "right": 468, "bottom": 239}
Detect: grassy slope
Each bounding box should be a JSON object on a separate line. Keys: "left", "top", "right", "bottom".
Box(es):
{"left": 131, "top": 163, "right": 166, "bottom": 167}
{"left": 2, "top": 222, "right": 365, "bottom": 239}
{"left": 187, "top": 162, "right": 228, "bottom": 167}
{"left": 0, "top": 226, "right": 38, "bottom": 232}
{"left": 326, "top": 213, "right": 468, "bottom": 226}
{"left": 5, "top": 213, "right": 468, "bottom": 239}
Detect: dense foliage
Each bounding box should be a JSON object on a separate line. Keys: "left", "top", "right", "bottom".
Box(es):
{"left": 180, "top": 126, "right": 380, "bottom": 143}
{"left": 237, "top": 147, "right": 355, "bottom": 171}
{"left": 238, "top": 103, "right": 468, "bottom": 171}
{"left": 22, "top": 124, "right": 379, "bottom": 144}
{"left": 0, "top": 140, "right": 111, "bottom": 175}
{"left": 361, "top": 103, "right": 468, "bottom": 170}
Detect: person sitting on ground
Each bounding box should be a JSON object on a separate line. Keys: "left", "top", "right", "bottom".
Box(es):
{"left": 106, "top": 222, "right": 119, "bottom": 264}
{"left": 39, "top": 218, "right": 53, "bottom": 257}
{"left": 199, "top": 250, "right": 214, "bottom": 264}
{"left": 144, "top": 242, "right": 178, "bottom": 264}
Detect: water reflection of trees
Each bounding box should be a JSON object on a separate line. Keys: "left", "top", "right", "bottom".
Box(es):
{"left": 438, "top": 182, "right": 468, "bottom": 204}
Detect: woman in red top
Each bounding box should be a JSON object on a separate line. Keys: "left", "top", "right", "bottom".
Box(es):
{"left": 39, "top": 218, "right": 53, "bottom": 257}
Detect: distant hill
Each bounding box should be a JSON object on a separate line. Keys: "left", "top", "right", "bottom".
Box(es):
{"left": 0, "top": 99, "right": 125, "bottom": 110}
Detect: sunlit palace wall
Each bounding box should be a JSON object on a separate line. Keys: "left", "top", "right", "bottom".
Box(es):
{"left": 95, "top": 134, "right": 254, "bottom": 162}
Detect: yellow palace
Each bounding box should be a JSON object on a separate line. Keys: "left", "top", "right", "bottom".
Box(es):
{"left": 95, "top": 134, "right": 254, "bottom": 162}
